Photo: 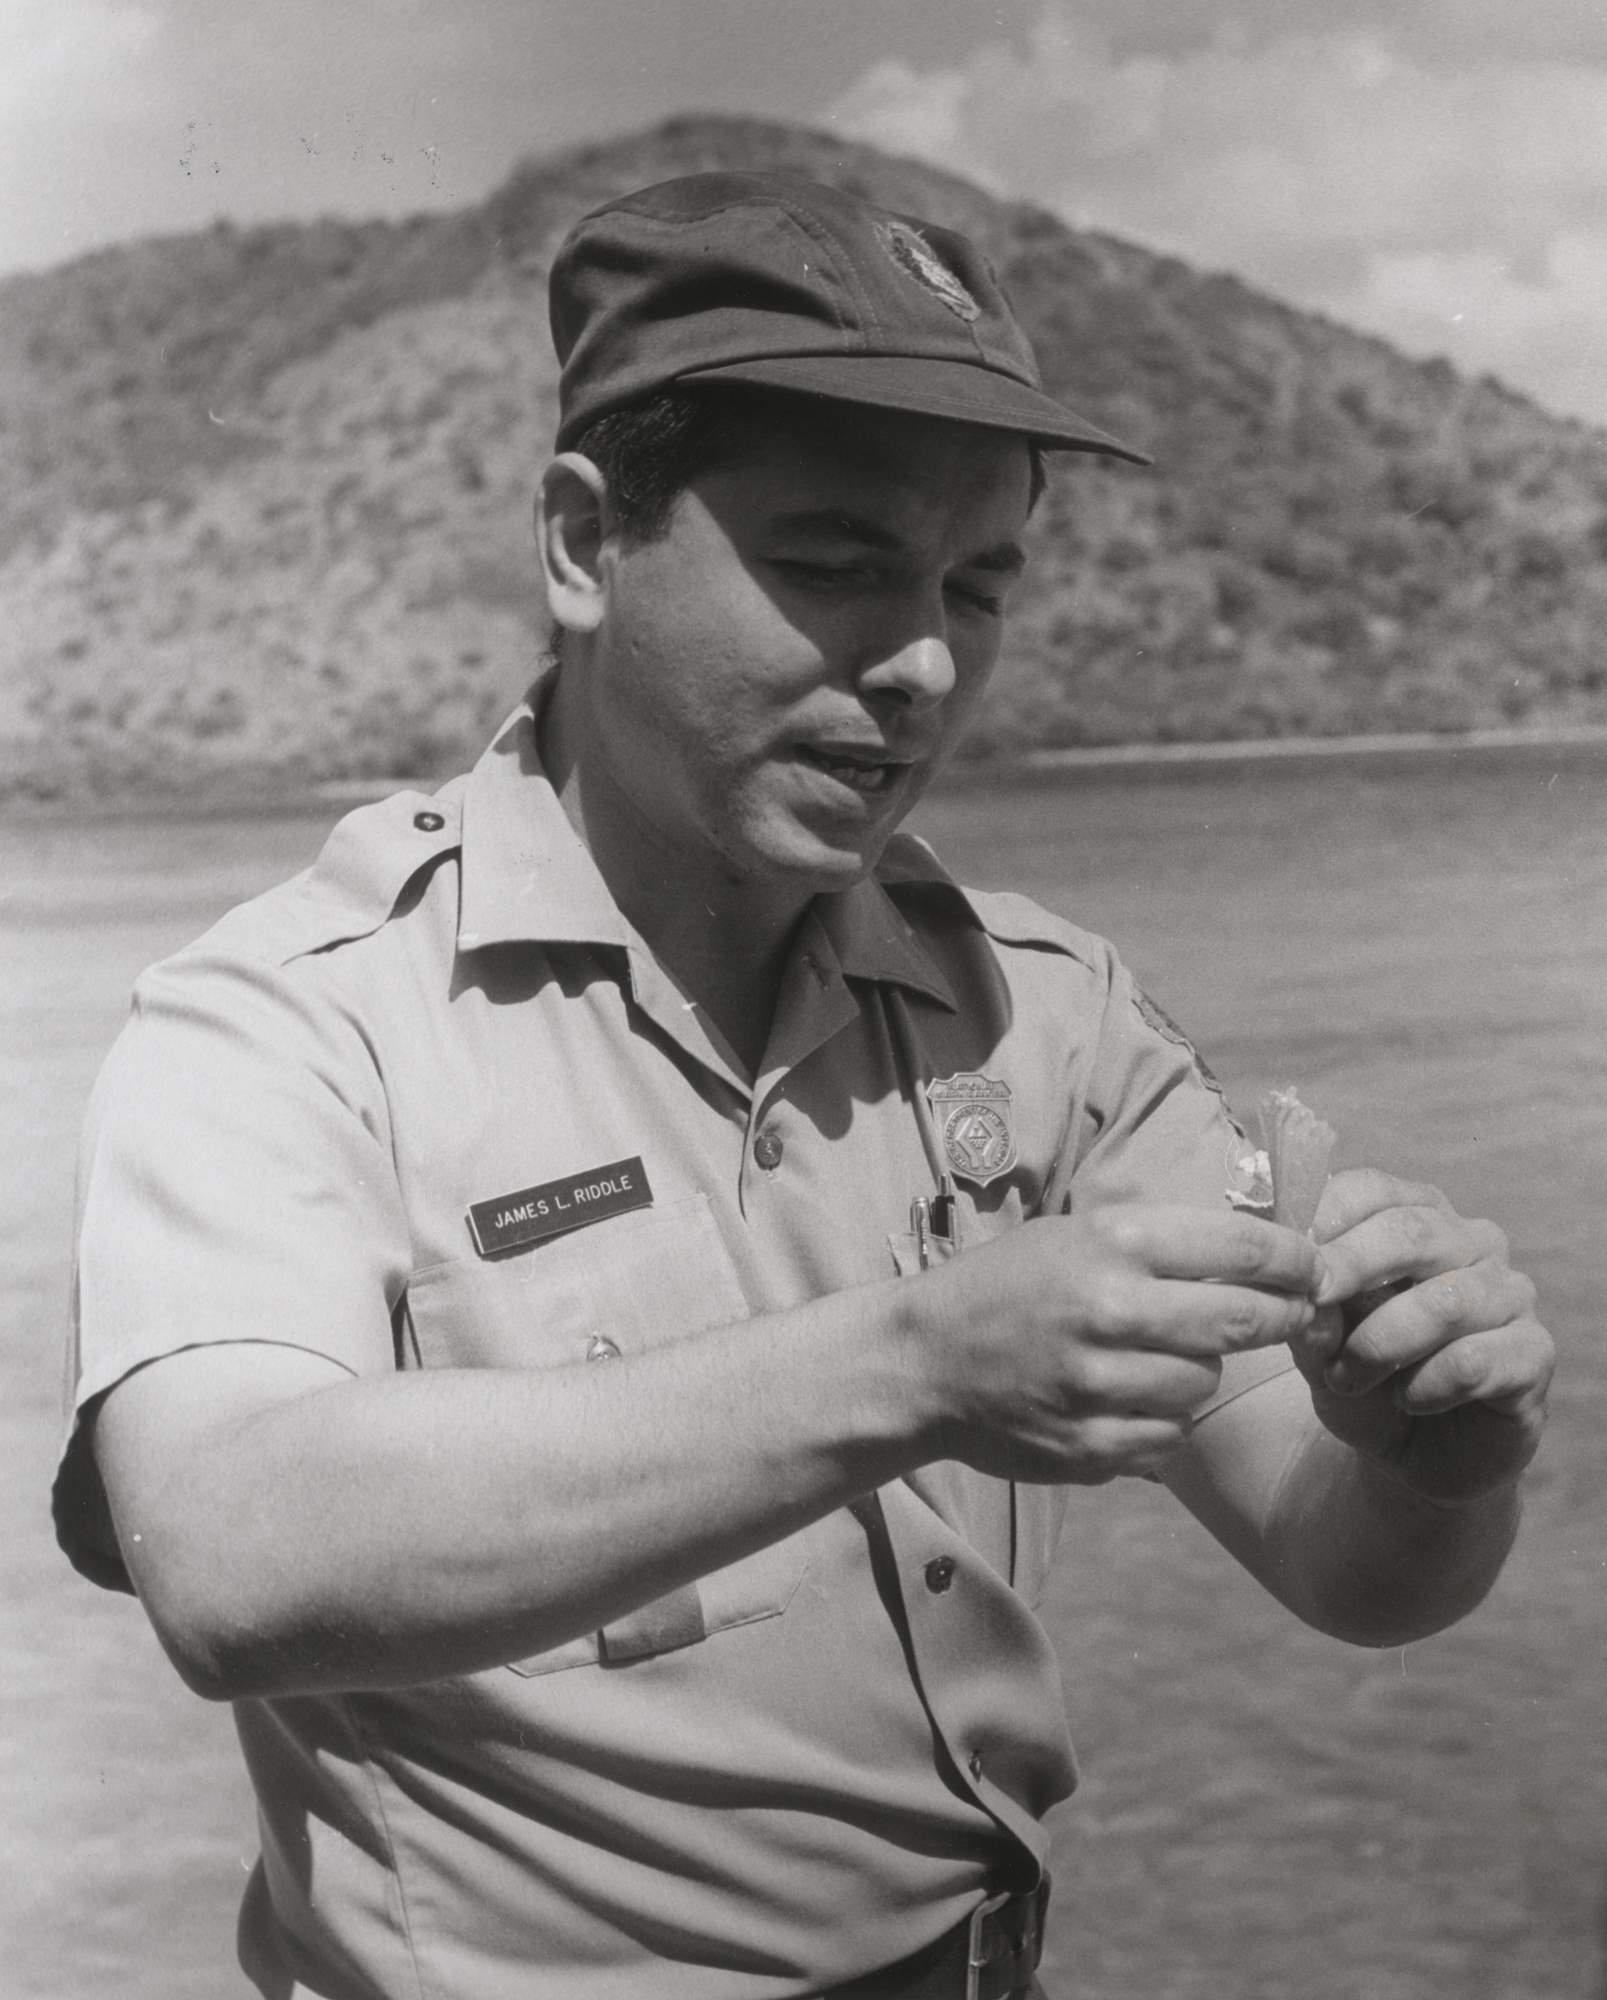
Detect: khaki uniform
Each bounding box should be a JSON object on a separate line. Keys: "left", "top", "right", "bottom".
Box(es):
{"left": 57, "top": 681, "right": 1286, "bottom": 1998}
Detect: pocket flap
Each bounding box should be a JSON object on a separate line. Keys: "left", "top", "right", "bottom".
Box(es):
{"left": 405, "top": 1191, "right": 810, "bottom": 1676}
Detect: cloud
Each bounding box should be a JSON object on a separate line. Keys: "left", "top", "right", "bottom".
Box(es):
{"left": 0, "top": 0, "right": 167, "bottom": 268}
{"left": 1358, "top": 227, "right": 1607, "bottom": 419}
{"left": 0, "top": 0, "right": 528, "bottom": 276}
{"left": 1013, "top": 0, "right": 1607, "bottom": 66}
{"left": 826, "top": 4, "right": 1607, "bottom": 426}
{"left": 830, "top": 59, "right": 977, "bottom": 170}
{"left": 0, "top": 0, "right": 160, "bottom": 104}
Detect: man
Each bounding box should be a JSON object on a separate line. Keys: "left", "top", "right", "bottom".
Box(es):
{"left": 56, "top": 173, "right": 1552, "bottom": 1999}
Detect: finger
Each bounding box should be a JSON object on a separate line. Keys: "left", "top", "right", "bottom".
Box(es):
{"left": 1312, "top": 1169, "right": 1453, "bottom": 1245}
{"left": 1054, "top": 1413, "right": 1197, "bottom": 1485}
{"left": 1091, "top": 1206, "right": 1322, "bottom": 1298}
{"left": 993, "top": 1412, "right": 1198, "bottom": 1485}
{"left": 1390, "top": 1316, "right": 1556, "bottom": 1418}
{"left": 1324, "top": 1259, "right": 1538, "bottom": 1397}
{"left": 1315, "top": 1203, "right": 1508, "bottom": 1308}
{"left": 1132, "top": 1278, "right": 1316, "bottom": 1360}
{"left": 1288, "top": 1299, "right": 1346, "bottom": 1375}
{"left": 1046, "top": 1341, "right": 1224, "bottom": 1419}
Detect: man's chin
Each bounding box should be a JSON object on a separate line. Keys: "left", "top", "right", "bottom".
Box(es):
{"left": 718, "top": 793, "right": 914, "bottom": 900}
{"left": 780, "top": 822, "right": 899, "bottom": 890}
{"left": 725, "top": 835, "right": 882, "bottom": 908}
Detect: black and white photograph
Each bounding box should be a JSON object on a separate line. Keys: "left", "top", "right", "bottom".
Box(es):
{"left": 3, "top": 5, "right": 1603, "bottom": 1996}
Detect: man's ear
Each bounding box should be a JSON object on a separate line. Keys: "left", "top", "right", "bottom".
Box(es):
{"left": 536, "top": 454, "right": 610, "bottom": 635}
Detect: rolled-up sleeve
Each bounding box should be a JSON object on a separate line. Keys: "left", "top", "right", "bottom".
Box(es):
{"left": 56, "top": 941, "right": 412, "bottom": 1590}
{"left": 1057, "top": 954, "right": 1251, "bottom": 1211}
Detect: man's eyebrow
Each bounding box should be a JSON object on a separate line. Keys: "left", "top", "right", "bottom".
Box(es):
{"left": 764, "top": 510, "right": 1027, "bottom": 575}
{"left": 765, "top": 509, "right": 902, "bottom": 549}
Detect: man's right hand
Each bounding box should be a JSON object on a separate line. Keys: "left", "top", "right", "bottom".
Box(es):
{"left": 904, "top": 1206, "right": 1321, "bottom": 1485}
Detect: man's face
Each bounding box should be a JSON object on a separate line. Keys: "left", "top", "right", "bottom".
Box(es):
{"left": 567, "top": 403, "right": 1034, "bottom": 908}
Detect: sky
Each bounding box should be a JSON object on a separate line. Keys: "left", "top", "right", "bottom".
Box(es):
{"left": 4, "top": 0, "right": 1604, "bottom": 429}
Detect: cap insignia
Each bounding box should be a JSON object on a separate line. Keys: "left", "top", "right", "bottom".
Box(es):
{"left": 875, "top": 220, "right": 981, "bottom": 323}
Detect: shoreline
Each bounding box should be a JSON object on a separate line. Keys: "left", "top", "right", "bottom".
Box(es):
{"left": 1015, "top": 721, "right": 1607, "bottom": 769}
{"left": 8, "top": 721, "right": 1607, "bottom": 822}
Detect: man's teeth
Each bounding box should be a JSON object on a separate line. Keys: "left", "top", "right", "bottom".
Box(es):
{"left": 826, "top": 759, "right": 887, "bottom": 792}
{"left": 806, "top": 749, "right": 895, "bottom": 792}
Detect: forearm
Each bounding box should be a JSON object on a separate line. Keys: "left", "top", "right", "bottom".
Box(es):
{"left": 99, "top": 1204, "right": 1337, "bottom": 1692}
{"left": 101, "top": 1281, "right": 931, "bottom": 1699}
{"left": 1259, "top": 1419, "right": 1522, "bottom": 1645}
{"left": 1163, "top": 1370, "right": 1523, "bottom": 1646}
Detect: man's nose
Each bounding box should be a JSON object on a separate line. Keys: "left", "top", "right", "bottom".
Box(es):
{"left": 856, "top": 629, "right": 957, "bottom": 708}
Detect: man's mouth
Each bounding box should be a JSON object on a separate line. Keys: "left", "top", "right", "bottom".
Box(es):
{"left": 794, "top": 745, "right": 909, "bottom": 795}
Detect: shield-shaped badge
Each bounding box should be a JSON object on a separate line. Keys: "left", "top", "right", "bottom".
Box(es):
{"left": 926, "top": 1072, "right": 1017, "bottom": 1187}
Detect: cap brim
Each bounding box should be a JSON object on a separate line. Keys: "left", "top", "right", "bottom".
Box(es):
{"left": 675, "top": 352, "right": 1152, "bottom": 465}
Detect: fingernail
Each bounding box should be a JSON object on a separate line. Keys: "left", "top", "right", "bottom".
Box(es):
{"left": 1314, "top": 1259, "right": 1341, "bottom": 1307}
{"left": 1325, "top": 1358, "right": 1354, "bottom": 1394}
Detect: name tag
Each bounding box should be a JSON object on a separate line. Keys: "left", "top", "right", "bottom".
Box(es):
{"left": 467, "top": 1156, "right": 653, "bottom": 1257}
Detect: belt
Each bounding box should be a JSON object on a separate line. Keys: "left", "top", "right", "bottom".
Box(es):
{"left": 820, "top": 1878, "right": 1050, "bottom": 1999}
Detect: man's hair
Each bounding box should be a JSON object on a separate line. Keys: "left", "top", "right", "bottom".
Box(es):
{"left": 568, "top": 385, "right": 1047, "bottom": 546}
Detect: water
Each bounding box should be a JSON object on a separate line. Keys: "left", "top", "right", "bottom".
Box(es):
{"left": 916, "top": 745, "right": 1607, "bottom": 1998}
{"left": 4, "top": 745, "right": 1604, "bottom": 1998}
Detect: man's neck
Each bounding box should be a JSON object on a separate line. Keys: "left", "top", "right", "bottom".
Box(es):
{"left": 538, "top": 675, "right": 805, "bottom": 1078}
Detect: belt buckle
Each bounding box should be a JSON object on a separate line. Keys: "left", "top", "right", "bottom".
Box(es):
{"left": 965, "top": 1890, "right": 1012, "bottom": 2000}
{"left": 966, "top": 1878, "right": 1050, "bottom": 2000}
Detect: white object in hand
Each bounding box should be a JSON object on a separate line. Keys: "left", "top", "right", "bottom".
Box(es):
{"left": 1258, "top": 1088, "right": 1337, "bottom": 1235}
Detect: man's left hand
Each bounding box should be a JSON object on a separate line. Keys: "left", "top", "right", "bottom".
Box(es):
{"left": 1294, "top": 1169, "right": 1554, "bottom": 1504}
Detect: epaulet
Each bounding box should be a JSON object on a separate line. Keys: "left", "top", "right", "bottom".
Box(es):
{"left": 961, "top": 888, "right": 1111, "bottom": 973}
{"left": 290, "top": 781, "right": 466, "bottom": 957}
{"left": 876, "top": 832, "right": 1111, "bottom": 975}
{"left": 209, "top": 781, "right": 466, "bottom": 969}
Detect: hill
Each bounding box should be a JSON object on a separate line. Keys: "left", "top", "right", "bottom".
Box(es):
{"left": 3, "top": 114, "right": 1605, "bottom": 803}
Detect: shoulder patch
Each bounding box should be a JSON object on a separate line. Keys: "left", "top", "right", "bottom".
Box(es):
{"left": 1132, "top": 984, "right": 1233, "bottom": 1109}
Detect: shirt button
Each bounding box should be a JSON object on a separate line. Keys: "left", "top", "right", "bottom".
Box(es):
{"left": 968, "top": 1751, "right": 984, "bottom": 1781}
{"left": 924, "top": 1556, "right": 956, "bottom": 1594}
{"left": 753, "top": 1128, "right": 784, "bottom": 1170}
{"left": 413, "top": 810, "right": 445, "bottom": 833}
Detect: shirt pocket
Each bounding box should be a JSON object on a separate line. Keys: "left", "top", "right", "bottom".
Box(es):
{"left": 887, "top": 1179, "right": 1025, "bottom": 1277}
{"left": 403, "top": 1192, "right": 810, "bottom": 1677}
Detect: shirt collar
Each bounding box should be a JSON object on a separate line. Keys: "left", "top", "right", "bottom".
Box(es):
{"left": 813, "top": 873, "right": 957, "bottom": 1011}
{"left": 455, "top": 680, "right": 630, "bottom": 954}
{"left": 455, "top": 667, "right": 958, "bottom": 1012}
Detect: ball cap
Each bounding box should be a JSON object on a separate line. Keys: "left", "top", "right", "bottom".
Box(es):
{"left": 549, "top": 171, "right": 1150, "bottom": 464}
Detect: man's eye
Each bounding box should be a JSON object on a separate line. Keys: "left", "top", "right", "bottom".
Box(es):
{"left": 775, "top": 560, "right": 871, "bottom": 590}
{"left": 946, "top": 581, "right": 1005, "bottom": 616}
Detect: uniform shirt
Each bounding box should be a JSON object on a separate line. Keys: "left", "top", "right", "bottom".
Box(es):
{"left": 56, "top": 685, "right": 1285, "bottom": 2000}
